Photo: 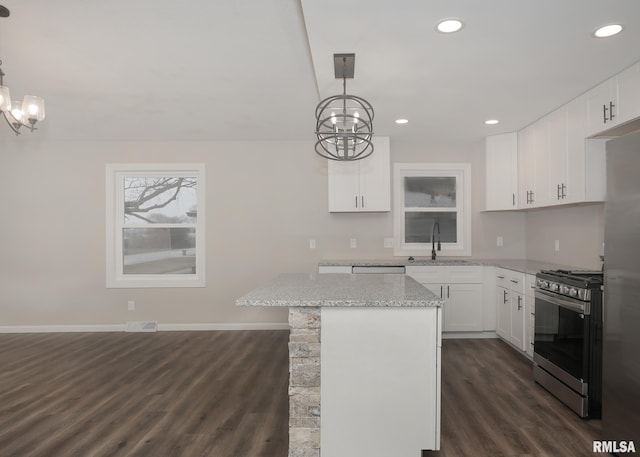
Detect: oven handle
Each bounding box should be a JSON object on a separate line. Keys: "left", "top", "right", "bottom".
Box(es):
{"left": 534, "top": 289, "right": 590, "bottom": 315}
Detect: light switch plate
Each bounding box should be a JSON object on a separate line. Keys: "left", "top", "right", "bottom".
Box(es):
{"left": 497, "top": 236, "right": 504, "bottom": 247}
{"left": 555, "top": 240, "right": 560, "bottom": 251}
{"left": 309, "top": 239, "right": 316, "bottom": 249}
{"left": 350, "top": 238, "right": 357, "bottom": 249}
{"left": 384, "top": 237, "right": 394, "bottom": 248}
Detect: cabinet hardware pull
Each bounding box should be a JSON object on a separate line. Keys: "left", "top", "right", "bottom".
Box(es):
{"left": 503, "top": 290, "right": 508, "bottom": 304}
{"left": 440, "top": 286, "right": 443, "bottom": 298}
{"left": 603, "top": 104, "right": 608, "bottom": 123}
{"left": 355, "top": 196, "right": 358, "bottom": 208}
{"left": 361, "top": 196, "right": 364, "bottom": 208}
{"left": 530, "top": 191, "right": 534, "bottom": 203}
{"left": 610, "top": 101, "right": 616, "bottom": 121}
{"left": 497, "top": 275, "right": 505, "bottom": 279}
{"left": 517, "top": 296, "right": 523, "bottom": 310}
{"left": 557, "top": 184, "right": 561, "bottom": 200}
{"left": 513, "top": 193, "right": 515, "bottom": 206}
{"left": 447, "top": 285, "right": 450, "bottom": 299}
{"left": 561, "top": 183, "right": 567, "bottom": 199}
{"left": 510, "top": 279, "right": 519, "bottom": 283}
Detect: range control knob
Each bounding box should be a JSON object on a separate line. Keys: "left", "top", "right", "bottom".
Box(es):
{"left": 560, "top": 285, "right": 570, "bottom": 295}
{"left": 550, "top": 282, "right": 560, "bottom": 292}
{"left": 569, "top": 288, "right": 579, "bottom": 298}
{"left": 537, "top": 279, "right": 549, "bottom": 289}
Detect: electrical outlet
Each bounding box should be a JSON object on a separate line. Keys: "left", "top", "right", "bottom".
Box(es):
{"left": 128, "top": 300, "right": 135, "bottom": 311}
{"left": 384, "top": 237, "right": 394, "bottom": 248}
{"left": 309, "top": 239, "right": 316, "bottom": 249}
{"left": 497, "top": 236, "right": 504, "bottom": 247}
{"left": 555, "top": 240, "right": 560, "bottom": 252}
{"left": 350, "top": 238, "right": 357, "bottom": 249}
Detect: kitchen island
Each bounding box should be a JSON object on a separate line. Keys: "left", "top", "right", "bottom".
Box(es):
{"left": 236, "top": 273, "right": 444, "bottom": 457}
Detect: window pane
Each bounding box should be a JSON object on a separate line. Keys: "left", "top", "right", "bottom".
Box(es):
{"left": 123, "top": 228, "right": 196, "bottom": 274}
{"left": 124, "top": 177, "right": 197, "bottom": 224}
{"left": 404, "top": 177, "right": 456, "bottom": 208}
{"left": 404, "top": 212, "right": 457, "bottom": 243}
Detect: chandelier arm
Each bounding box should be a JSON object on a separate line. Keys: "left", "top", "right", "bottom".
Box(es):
{"left": 1, "top": 111, "right": 21, "bottom": 135}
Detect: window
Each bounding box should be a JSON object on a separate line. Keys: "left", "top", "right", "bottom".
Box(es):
{"left": 106, "top": 164, "right": 205, "bottom": 288}
{"left": 393, "top": 163, "right": 471, "bottom": 257}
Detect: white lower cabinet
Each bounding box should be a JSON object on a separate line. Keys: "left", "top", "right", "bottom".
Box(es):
{"left": 407, "top": 266, "right": 483, "bottom": 333}
{"left": 495, "top": 268, "right": 530, "bottom": 352}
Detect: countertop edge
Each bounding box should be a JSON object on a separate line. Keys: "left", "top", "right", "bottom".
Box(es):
{"left": 318, "top": 258, "right": 585, "bottom": 276}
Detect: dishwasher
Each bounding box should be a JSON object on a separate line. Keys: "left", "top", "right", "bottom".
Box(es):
{"left": 351, "top": 266, "right": 406, "bottom": 274}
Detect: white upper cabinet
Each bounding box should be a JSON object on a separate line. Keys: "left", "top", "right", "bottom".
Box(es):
{"left": 485, "top": 133, "right": 518, "bottom": 211}
{"left": 586, "top": 78, "right": 617, "bottom": 136}
{"left": 546, "top": 105, "right": 568, "bottom": 203}
{"left": 518, "top": 117, "right": 549, "bottom": 208}
{"left": 586, "top": 62, "right": 640, "bottom": 137}
{"left": 517, "top": 125, "right": 535, "bottom": 208}
{"left": 328, "top": 136, "right": 390, "bottom": 212}
{"left": 616, "top": 62, "right": 640, "bottom": 125}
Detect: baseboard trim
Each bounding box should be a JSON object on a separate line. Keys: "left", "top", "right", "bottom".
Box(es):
{"left": 442, "top": 331, "right": 498, "bottom": 339}
{"left": 0, "top": 322, "right": 289, "bottom": 333}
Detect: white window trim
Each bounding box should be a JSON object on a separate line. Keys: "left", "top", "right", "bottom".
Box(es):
{"left": 106, "top": 163, "right": 206, "bottom": 288}
{"left": 393, "top": 163, "right": 471, "bottom": 257}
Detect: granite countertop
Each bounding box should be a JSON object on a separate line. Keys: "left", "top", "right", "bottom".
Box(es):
{"left": 318, "top": 258, "right": 583, "bottom": 276}
{"left": 236, "top": 273, "right": 444, "bottom": 308}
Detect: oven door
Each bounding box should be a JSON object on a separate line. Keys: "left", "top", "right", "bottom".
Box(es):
{"left": 534, "top": 289, "right": 591, "bottom": 390}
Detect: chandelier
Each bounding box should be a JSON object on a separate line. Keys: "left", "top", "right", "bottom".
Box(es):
{"left": 315, "top": 53, "right": 374, "bottom": 161}
{"left": 0, "top": 59, "right": 45, "bottom": 135}
{"left": 0, "top": 6, "right": 45, "bottom": 135}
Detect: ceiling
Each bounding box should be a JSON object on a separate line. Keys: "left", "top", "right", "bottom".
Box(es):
{"left": 1, "top": 0, "right": 640, "bottom": 144}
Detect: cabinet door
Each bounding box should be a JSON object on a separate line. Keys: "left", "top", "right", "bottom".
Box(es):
{"left": 564, "top": 95, "right": 588, "bottom": 203}
{"left": 546, "top": 106, "right": 568, "bottom": 203}
{"left": 496, "top": 286, "right": 510, "bottom": 339}
{"left": 532, "top": 117, "right": 549, "bottom": 207}
{"left": 328, "top": 160, "right": 360, "bottom": 211}
{"left": 616, "top": 62, "right": 640, "bottom": 125}
{"left": 586, "top": 78, "right": 617, "bottom": 136}
{"left": 485, "top": 133, "right": 518, "bottom": 210}
{"left": 510, "top": 293, "right": 525, "bottom": 351}
{"left": 444, "top": 283, "right": 483, "bottom": 332}
{"left": 359, "top": 136, "right": 391, "bottom": 211}
{"left": 517, "top": 125, "right": 535, "bottom": 207}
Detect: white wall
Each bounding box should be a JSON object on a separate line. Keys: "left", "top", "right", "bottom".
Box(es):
{"left": 0, "top": 137, "right": 526, "bottom": 328}
{"left": 525, "top": 203, "right": 605, "bottom": 269}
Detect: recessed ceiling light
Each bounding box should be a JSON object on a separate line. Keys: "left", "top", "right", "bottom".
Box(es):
{"left": 395, "top": 119, "right": 409, "bottom": 124}
{"left": 485, "top": 119, "right": 499, "bottom": 125}
{"left": 436, "top": 18, "right": 464, "bottom": 34}
{"left": 594, "top": 24, "right": 623, "bottom": 38}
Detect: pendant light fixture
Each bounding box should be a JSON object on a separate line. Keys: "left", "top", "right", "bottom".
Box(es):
{"left": 0, "top": 5, "right": 46, "bottom": 135}
{"left": 315, "top": 53, "right": 374, "bottom": 161}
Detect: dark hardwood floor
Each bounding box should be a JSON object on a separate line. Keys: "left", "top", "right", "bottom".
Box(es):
{"left": 435, "top": 339, "right": 602, "bottom": 457}
{"left": 0, "top": 332, "right": 601, "bottom": 457}
{"left": 0, "top": 331, "right": 289, "bottom": 457}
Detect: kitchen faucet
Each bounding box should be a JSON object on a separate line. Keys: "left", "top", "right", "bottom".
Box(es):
{"left": 431, "top": 221, "right": 441, "bottom": 260}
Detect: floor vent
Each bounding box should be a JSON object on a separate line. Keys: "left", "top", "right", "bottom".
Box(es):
{"left": 126, "top": 321, "right": 158, "bottom": 333}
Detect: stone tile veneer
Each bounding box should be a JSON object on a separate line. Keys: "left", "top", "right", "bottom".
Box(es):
{"left": 288, "top": 307, "right": 321, "bottom": 457}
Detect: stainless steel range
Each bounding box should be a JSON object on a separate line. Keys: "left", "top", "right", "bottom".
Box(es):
{"left": 533, "top": 269, "right": 604, "bottom": 419}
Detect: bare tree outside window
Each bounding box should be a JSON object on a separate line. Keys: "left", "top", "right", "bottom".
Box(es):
{"left": 122, "top": 177, "right": 198, "bottom": 275}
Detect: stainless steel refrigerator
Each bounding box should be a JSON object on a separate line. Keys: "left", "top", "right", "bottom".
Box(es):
{"left": 603, "top": 130, "right": 640, "bottom": 446}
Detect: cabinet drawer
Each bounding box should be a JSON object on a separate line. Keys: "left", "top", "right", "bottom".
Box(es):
{"left": 443, "top": 266, "right": 483, "bottom": 283}
{"left": 506, "top": 271, "right": 525, "bottom": 294}
{"left": 405, "top": 266, "right": 445, "bottom": 284}
{"left": 526, "top": 274, "right": 537, "bottom": 294}
{"left": 495, "top": 268, "right": 509, "bottom": 288}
